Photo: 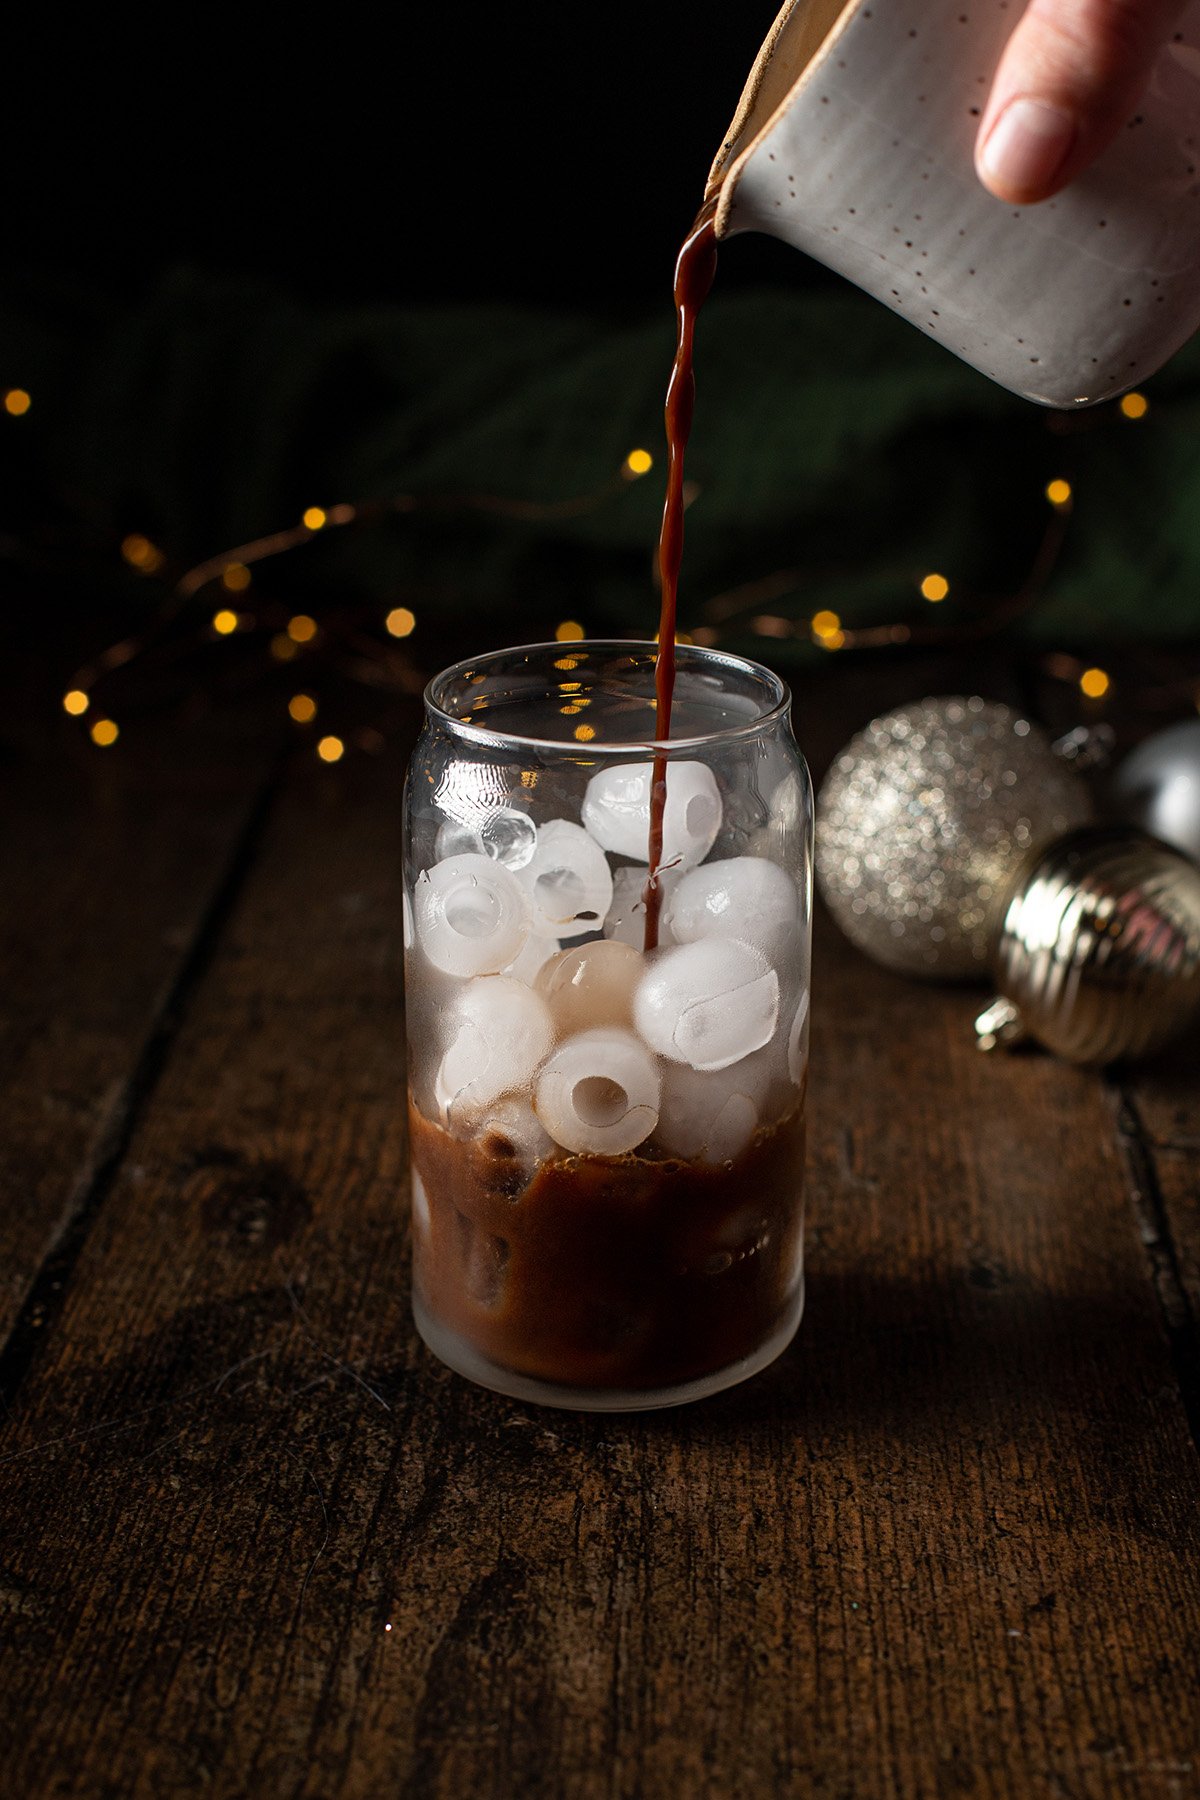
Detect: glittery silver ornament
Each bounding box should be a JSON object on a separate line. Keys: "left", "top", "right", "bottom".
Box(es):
{"left": 1110, "top": 718, "right": 1200, "bottom": 863}
{"left": 815, "top": 697, "right": 1091, "bottom": 978}
{"left": 976, "top": 825, "right": 1200, "bottom": 1064}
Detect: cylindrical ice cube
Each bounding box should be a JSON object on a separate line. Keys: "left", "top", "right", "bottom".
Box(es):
{"left": 634, "top": 939, "right": 780, "bottom": 1071}
{"left": 435, "top": 976, "right": 555, "bottom": 1122}
{"left": 476, "top": 1095, "right": 554, "bottom": 1183}
{"left": 656, "top": 1057, "right": 773, "bottom": 1163}
{"left": 414, "top": 853, "right": 531, "bottom": 977}
{"left": 582, "top": 761, "right": 722, "bottom": 870}
{"left": 504, "top": 933, "right": 560, "bottom": 987}
{"left": 535, "top": 1028, "right": 661, "bottom": 1155}
{"left": 603, "top": 864, "right": 679, "bottom": 950}
{"left": 536, "top": 939, "right": 642, "bottom": 1035}
{"left": 518, "top": 818, "right": 614, "bottom": 940}
{"left": 665, "top": 856, "right": 799, "bottom": 965}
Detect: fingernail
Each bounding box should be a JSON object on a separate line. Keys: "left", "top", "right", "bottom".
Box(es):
{"left": 979, "top": 98, "right": 1076, "bottom": 200}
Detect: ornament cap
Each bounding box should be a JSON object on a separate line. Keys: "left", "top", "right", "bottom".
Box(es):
{"left": 974, "top": 996, "right": 1028, "bottom": 1053}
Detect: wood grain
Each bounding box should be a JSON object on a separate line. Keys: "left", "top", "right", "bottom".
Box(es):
{"left": 1, "top": 663, "right": 1197, "bottom": 1799}
{"left": 0, "top": 643, "right": 280, "bottom": 1355}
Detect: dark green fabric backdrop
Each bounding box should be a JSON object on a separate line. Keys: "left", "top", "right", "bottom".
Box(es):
{"left": 6, "top": 269, "right": 1200, "bottom": 649}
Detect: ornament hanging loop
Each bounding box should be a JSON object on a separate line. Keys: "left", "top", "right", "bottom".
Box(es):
{"left": 974, "top": 996, "right": 1029, "bottom": 1053}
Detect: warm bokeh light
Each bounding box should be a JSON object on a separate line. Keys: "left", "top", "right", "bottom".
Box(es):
{"left": 287, "top": 614, "right": 318, "bottom": 644}
{"left": 302, "top": 506, "right": 327, "bottom": 531}
{"left": 818, "top": 629, "right": 846, "bottom": 651}
{"left": 574, "top": 724, "right": 596, "bottom": 742}
{"left": 919, "top": 573, "right": 950, "bottom": 603}
{"left": 62, "top": 689, "right": 89, "bottom": 717}
{"left": 222, "top": 562, "right": 251, "bottom": 593}
{"left": 555, "top": 620, "right": 585, "bottom": 642}
{"left": 811, "top": 610, "right": 841, "bottom": 639}
{"left": 1119, "top": 391, "right": 1149, "bottom": 420}
{"left": 1080, "top": 666, "right": 1111, "bottom": 699}
{"left": 1046, "top": 478, "right": 1072, "bottom": 507}
{"left": 288, "top": 693, "right": 317, "bottom": 723}
{"left": 90, "top": 718, "right": 119, "bottom": 746}
{"left": 121, "top": 533, "right": 166, "bottom": 574}
{"left": 317, "top": 735, "right": 344, "bottom": 763}
{"left": 270, "top": 633, "right": 297, "bottom": 661}
{"left": 553, "top": 655, "right": 581, "bottom": 671}
{"left": 624, "top": 448, "right": 654, "bottom": 477}
{"left": 212, "top": 609, "right": 239, "bottom": 636}
{"left": 4, "top": 388, "right": 31, "bottom": 416}
{"left": 385, "top": 606, "right": 416, "bottom": 638}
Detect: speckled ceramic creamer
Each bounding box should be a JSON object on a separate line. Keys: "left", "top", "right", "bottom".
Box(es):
{"left": 709, "top": 0, "right": 1200, "bottom": 405}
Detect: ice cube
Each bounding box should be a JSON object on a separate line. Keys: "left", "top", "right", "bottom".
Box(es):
{"left": 581, "top": 761, "right": 721, "bottom": 870}
{"left": 414, "top": 853, "right": 531, "bottom": 977}
{"left": 476, "top": 1095, "right": 553, "bottom": 1184}
{"left": 536, "top": 939, "right": 643, "bottom": 1035}
{"left": 664, "top": 856, "right": 799, "bottom": 964}
{"left": 503, "top": 932, "right": 560, "bottom": 986}
{"left": 535, "top": 1028, "right": 660, "bottom": 1155}
{"left": 435, "top": 805, "right": 537, "bottom": 871}
{"left": 517, "top": 818, "right": 613, "bottom": 940}
{"left": 787, "top": 990, "right": 810, "bottom": 1084}
{"left": 633, "top": 939, "right": 779, "bottom": 1071}
{"left": 435, "top": 976, "right": 555, "bottom": 1121}
{"left": 603, "top": 864, "right": 679, "bottom": 949}
{"left": 434, "top": 819, "right": 486, "bottom": 861}
{"left": 656, "top": 1058, "right": 773, "bottom": 1163}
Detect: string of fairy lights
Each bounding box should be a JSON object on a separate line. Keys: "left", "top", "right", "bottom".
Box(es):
{"left": 2, "top": 376, "right": 1194, "bottom": 760}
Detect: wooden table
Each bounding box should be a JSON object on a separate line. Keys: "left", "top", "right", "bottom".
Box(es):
{"left": 2, "top": 632, "right": 1198, "bottom": 1799}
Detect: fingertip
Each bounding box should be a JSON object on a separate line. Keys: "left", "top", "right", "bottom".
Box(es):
{"left": 976, "top": 96, "right": 1077, "bottom": 206}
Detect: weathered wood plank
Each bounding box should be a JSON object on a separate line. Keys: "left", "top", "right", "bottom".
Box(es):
{"left": 1, "top": 663, "right": 1197, "bottom": 1800}
{"left": 0, "top": 637, "right": 281, "bottom": 1353}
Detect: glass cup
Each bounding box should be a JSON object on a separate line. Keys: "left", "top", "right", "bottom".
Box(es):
{"left": 402, "top": 641, "right": 813, "bottom": 1410}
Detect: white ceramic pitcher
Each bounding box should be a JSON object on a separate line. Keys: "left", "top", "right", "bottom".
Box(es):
{"left": 709, "top": 0, "right": 1200, "bottom": 406}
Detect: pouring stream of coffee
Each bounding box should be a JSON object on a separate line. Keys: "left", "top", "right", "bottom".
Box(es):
{"left": 644, "top": 198, "right": 720, "bottom": 952}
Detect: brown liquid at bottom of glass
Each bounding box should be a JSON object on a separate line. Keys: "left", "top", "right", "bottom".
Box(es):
{"left": 409, "top": 1095, "right": 806, "bottom": 1396}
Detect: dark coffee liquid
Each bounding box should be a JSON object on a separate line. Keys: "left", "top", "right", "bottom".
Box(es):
{"left": 644, "top": 199, "right": 719, "bottom": 951}
{"left": 411, "top": 1096, "right": 805, "bottom": 1393}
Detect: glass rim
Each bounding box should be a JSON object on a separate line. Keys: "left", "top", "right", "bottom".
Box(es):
{"left": 423, "top": 638, "right": 793, "bottom": 755}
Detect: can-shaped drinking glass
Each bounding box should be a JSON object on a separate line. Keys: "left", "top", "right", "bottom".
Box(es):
{"left": 403, "top": 641, "right": 812, "bottom": 1410}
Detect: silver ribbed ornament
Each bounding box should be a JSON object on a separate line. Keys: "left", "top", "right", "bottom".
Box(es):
{"left": 815, "top": 697, "right": 1092, "bottom": 978}
{"left": 976, "top": 825, "right": 1200, "bottom": 1064}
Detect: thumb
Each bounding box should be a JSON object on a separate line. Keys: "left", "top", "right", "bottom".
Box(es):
{"left": 975, "top": 0, "right": 1187, "bottom": 204}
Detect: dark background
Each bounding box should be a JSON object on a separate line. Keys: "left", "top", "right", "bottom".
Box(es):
{"left": 4, "top": 2, "right": 803, "bottom": 308}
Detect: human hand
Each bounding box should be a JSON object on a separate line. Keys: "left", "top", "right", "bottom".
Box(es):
{"left": 975, "top": 0, "right": 1188, "bottom": 203}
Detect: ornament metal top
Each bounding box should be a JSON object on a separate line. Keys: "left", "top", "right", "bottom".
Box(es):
{"left": 816, "top": 697, "right": 1092, "bottom": 979}
{"left": 977, "top": 825, "right": 1200, "bottom": 1065}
